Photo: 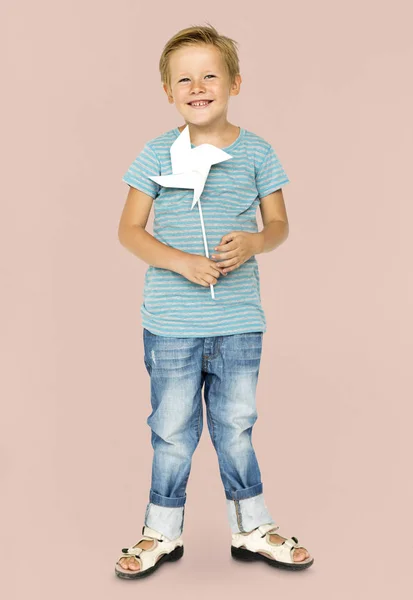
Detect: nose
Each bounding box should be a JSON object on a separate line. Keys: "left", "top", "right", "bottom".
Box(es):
{"left": 190, "top": 79, "right": 206, "bottom": 94}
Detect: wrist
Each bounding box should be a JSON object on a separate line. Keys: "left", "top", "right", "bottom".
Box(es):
{"left": 173, "top": 249, "right": 191, "bottom": 276}
{"left": 254, "top": 232, "right": 265, "bottom": 255}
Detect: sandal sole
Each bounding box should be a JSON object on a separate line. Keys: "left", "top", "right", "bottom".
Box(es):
{"left": 231, "top": 545, "right": 314, "bottom": 571}
{"left": 115, "top": 544, "right": 184, "bottom": 579}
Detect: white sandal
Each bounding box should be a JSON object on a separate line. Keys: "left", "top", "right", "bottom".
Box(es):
{"left": 115, "top": 525, "right": 184, "bottom": 579}
{"left": 231, "top": 523, "right": 314, "bottom": 570}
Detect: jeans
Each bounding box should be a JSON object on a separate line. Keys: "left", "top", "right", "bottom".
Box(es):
{"left": 142, "top": 328, "right": 273, "bottom": 540}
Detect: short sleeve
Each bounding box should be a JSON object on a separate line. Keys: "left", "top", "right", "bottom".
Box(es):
{"left": 122, "top": 143, "right": 161, "bottom": 198}
{"left": 255, "top": 145, "right": 290, "bottom": 199}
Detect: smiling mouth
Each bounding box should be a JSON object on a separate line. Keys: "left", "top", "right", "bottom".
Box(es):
{"left": 187, "top": 100, "right": 214, "bottom": 108}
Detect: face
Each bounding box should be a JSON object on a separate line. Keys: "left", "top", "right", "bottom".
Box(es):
{"left": 163, "top": 43, "right": 241, "bottom": 125}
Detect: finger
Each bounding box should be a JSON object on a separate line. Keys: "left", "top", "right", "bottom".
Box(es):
{"left": 208, "top": 264, "right": 222, "bottom": 278}
{"left": 197, "top": 278, "right": 210, "bottom": 287}
{"left": 212, "top": 248, "right": 237, "bottom": 260}
{"left": 214, "top": 241, "right": 237, "bottom": 253}
{"left": 208, "top": 259, "right": 222, "bottom": 271}
{"left": 216, "top": 256, "right": 239, "bottom": 270}
{"left": 218, "top": 232, "right": 237, "bottom": 246}
{"left": 215, "top": 261, "right": 227, "bottom": 271}
{"left": 204, "top": 274, "right": 218, "bottom": 285}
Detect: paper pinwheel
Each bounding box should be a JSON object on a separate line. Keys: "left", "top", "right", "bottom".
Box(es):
{"left": 148, "top": 125, "right": 232, "bottom": 299}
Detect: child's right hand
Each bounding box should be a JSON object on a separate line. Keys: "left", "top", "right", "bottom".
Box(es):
{"left": 178, "top": 254, "right": 225, "bottom": 288}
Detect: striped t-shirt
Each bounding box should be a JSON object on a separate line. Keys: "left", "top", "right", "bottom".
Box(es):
{"left": 122, "top": 126, "right": 290, "bottom": 337}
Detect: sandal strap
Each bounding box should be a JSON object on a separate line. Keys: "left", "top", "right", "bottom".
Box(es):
{"left": 232, "top": 524, "right": 303, "bottom": 565}
{"left": 257, "top": 523, "right": 279, "bottom": 536}
{"left": 120, "top": 525, "right": 180, "bottom": 557}
{"left": 121, "top": 532, "right": 160, "bottom": 556}
{"left": 283, "top": 537, "right": 299, "bottom": 550}
{"left": 121, "top": 546, "right": 144, "bottom": 557}
{"left": 117, "top": 532, "right": 183, "bottom": 573}
{"left": 142, "top": 525, "right": 173, "bottom": 542}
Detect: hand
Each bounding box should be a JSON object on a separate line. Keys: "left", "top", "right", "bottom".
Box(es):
{"left": 178, "top": 253, "right": 225, "bottom": 288}
{"left": 211, "top": 231, "right": 262, "bottom": 274}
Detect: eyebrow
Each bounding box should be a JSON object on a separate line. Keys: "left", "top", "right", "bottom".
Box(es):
{"left": 176, "top": 69, "right": 218, "bottom": 77}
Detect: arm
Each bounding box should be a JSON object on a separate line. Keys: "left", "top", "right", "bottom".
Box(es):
{"left": 212, "top": 189, "right": 289, "bottom": 273}
{"left": 118, "top": 186, "right": 223, "bottom": 286}
{"left": 255, "top": 189, "right": 289, "bottom": 254}
{"left": 117, "top": 186, "right": 187, "bottom": 274}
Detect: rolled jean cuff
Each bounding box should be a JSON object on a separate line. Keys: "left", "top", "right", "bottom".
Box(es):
{"left": 144, "top": 502, "right": 184, "bottom": 540}
{"left": 224, "top": 482, "right": 263, "bottom": 501}
{"left": 226, "top": 492, "right": 273, "bottom": 534}
{"left": 149, "top": 489, "right": 187, "bottom": 508}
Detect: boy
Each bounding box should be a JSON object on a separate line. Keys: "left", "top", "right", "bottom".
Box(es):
{"left": 115, "top": 24, "right": 314, "bottom": 578}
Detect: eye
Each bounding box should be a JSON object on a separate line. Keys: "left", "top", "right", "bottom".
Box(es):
{"left": 178, "top": 75, "right": 216, "bottom": 83}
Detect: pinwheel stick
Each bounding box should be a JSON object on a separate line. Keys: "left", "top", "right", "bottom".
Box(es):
{"left": 196, "top": 199, "right": 215, "bottom": 300}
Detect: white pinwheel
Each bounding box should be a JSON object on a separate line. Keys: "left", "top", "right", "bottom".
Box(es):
{"left": 148, "top": 125, "right": 232, "bottom": 299}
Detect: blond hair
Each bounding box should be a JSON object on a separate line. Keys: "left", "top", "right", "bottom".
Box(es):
{"left": 159, "top": 23, "right": 240, "bottom": 89}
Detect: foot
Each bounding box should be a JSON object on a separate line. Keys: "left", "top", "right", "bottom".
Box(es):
{"left": 268, "top": 530, "right": 310, "bottom": 562}
{"left": 117, "top": 539, "right": 154, "bottom": 573}
{"left": 241, "top": 528, "right": 311, "bottom": 562}
{"left": 115, "top": 527, "right": 184, "bottom": 579}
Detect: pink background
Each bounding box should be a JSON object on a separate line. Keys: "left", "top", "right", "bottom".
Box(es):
{"left": 2, "top": 1, "right": 413, "bottom": 598}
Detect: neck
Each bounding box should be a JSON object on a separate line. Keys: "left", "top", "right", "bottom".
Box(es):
{"left": 179, "top": 120, "right": 238, "bottom": 147}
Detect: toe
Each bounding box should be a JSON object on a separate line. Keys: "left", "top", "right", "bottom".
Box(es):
{"left": 128, "top": 557, "right": 140, "bottom": 571}
{"left": 118, "top": 558, "right": 128, "bottom": 569}
{"left": 293, "top": 548, "right": 308, "bottom": 562}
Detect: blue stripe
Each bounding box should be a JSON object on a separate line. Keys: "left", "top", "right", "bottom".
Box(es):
{"left": 122, "top": 126, "right": 289, "bottom": 337}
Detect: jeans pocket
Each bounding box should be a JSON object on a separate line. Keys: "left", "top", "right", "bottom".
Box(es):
{"left": 236, "top": 331, "right": 263, "bottom": 347}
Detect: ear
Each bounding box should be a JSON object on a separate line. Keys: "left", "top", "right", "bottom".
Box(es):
{"left": 163, "top": 83, "right": 174, "bottom": 104}
{"left": 229, "top": 74, "right": 242, "bottom": 97}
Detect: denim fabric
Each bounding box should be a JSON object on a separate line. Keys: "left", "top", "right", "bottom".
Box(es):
{"left": 142, "top": 328, "right": 273, "bottom": 539}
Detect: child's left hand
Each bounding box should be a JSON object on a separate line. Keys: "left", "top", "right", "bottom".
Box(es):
{"left": 211, "top": 231, "right": 262, "bottom": 274}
